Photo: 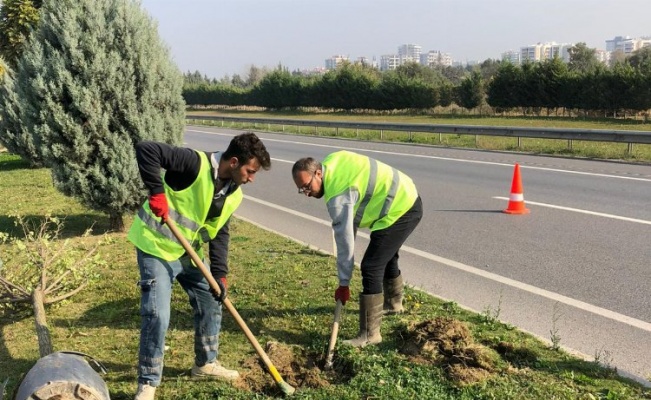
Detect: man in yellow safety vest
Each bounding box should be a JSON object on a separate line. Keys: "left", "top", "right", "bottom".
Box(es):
{"left": 128, "top": 132, "right": 270, "bottom": 400}
{"left": 292, "top": 150, "right": 422, "bottom": 347}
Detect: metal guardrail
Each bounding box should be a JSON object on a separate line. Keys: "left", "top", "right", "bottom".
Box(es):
{"left": 186, "top": 115, "right": 651, "bottom": 147}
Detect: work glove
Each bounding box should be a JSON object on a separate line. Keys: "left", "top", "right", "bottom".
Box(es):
{"left": 334, "top": 285, "right": 350, "bottom": 305}
{"left": 210, "top": 277, "right": 227, "bottom": 303}
{"left": 149, "top": 193, "right": 169, "bottom": 220}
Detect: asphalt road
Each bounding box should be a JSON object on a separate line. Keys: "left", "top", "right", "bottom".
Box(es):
{"left": 184, "top": 125, "right": 651, "bottom": 384}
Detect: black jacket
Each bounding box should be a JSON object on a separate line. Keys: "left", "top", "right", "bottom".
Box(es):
{"left": 135, "top": 141, "right": 235, "bottom": 279}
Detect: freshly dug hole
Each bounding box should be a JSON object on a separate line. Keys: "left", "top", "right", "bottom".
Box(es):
{"left": 233, "top": 341, "right": 329, "bottom": 395}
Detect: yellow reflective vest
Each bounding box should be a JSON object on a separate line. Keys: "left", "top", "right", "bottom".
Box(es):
{"left": 128, "top": 151, "right": 242, "bottom": 260}
{"left": 322, "top": 150, "right": 418, "bottom": 231}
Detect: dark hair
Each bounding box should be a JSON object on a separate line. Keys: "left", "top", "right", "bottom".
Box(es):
{"left": 222, "top": 132, "right": 271, "bottom": 170}
{"left": 291, "top": 157, "right": 321, "bottom": 177}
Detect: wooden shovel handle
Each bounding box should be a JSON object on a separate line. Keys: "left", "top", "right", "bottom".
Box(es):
{"left": 164, "top": 218, "right": 294, "bottom": 394}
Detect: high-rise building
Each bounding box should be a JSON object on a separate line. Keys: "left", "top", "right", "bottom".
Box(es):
{"left": 606, "top": 36, "right": 631, "bottom": 52}
{"left": 325, "top": 55, "right": 348, "bottom": 70}
{"left": 501, "top": 50, "right": 521, "bottom": 65}
{"left": 379, "top": 54, "right": 400, "bottom": 71}
{"left": 420, "top": 50, "right": 453, "bottom": 67}
{"left": 398, "top": 44, "right": 422, "bottom": 64}
{"left": 520, "top": 42, "right": 573, "bottom": 63}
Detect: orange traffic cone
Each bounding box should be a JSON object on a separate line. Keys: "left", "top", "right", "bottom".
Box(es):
{"left": 503, "top": 164, "right": 530, "bottom": 215}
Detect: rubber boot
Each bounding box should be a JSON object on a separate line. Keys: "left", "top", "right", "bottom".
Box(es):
{"left": 383, "top": 275, "right": 404, "bottom": 314}
{"left": 343, "top": 293, "right": 383, "bottom": 347}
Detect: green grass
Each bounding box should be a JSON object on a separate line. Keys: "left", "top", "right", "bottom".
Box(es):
{"left": 1, "top": 151, "right": 650, "bottom": 399}
{"left": 187, "top": 108, "right": 651, "bottom": 163}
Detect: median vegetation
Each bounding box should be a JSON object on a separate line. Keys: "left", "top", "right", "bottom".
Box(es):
{"left": 2, "top": 152, "right": 650, "bottom": 399}
{"left": 183, "top": 44, "right": 651, "bottom": 120}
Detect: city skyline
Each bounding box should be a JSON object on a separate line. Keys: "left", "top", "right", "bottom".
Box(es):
{"left": 141, "top": 0, "right": 650, "bottom": 78}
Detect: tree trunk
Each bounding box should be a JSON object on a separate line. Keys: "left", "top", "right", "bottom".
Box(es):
{"left": 109, "top": 212, "right": 125, "bottom": 232}
{"left": 32, "top": 289, "right": 53, "bottom": 357}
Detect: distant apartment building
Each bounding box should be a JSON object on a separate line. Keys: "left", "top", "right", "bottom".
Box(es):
{"left": 324, "top": 55, "right": 349, "bottom": 70}
{"left": 595, "top": 49, "right": 610, "bottom": 64}
{"left": 606, "top": 35, "right": 651, "bottom": 55}
{"left": 420, "top": 50, "right": 453, "bottom": 67}
{"left": 501, "top": 50, "right": 521, "bottom": 64}
{"left": 379, "top": 54, "right": 400, "bottom": 71}
{"left": 520, "top": 42, "right": 573, "bottom": 63}
{"left": 398, "top": 44, "right": 422, "bottom": 64}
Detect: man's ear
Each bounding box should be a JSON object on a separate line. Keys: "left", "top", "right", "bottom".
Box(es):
{"left": 229, "top": 157, "right": 239, "bottom": 168}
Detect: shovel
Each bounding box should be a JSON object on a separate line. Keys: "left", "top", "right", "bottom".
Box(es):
{"left": 324, "top": 300, "right": 343, "bottom": 370}
{"left": 165, "top": 218, "right": 295, "bottom": 396}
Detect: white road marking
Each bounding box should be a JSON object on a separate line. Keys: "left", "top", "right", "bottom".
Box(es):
{"left": 242, "top": 193, "right": 651, "bottom": 333}
{"left": 186, "top": 128, "right": 651, "bottom": 182}
{"left": 493, "top": 196, "right": 651, "bottom": 225}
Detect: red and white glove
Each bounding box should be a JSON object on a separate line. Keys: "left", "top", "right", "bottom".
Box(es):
{"left": 149, "top": 193, "right": 169, "bottom": 220}
{"left": 334, "top": 285, "right": 350, "bottom": 305}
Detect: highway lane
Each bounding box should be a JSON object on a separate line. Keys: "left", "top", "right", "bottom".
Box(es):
{"left": 183, "top": 126, "right": 651, "bottom": 383}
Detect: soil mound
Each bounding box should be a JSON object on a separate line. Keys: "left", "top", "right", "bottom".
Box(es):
{"left": 400, "top": 317, "right": 498, "bottom": 385}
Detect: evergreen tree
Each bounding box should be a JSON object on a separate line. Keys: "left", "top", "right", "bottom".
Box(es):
{"left": 0, "top": 0, "right": 42, "bottom": 68}
{"left": 456, "top": 71, "right": 484, "bottom": 112}
{"left": 15, "top": 0, "right": 185, "bottom": 231}
{"left": 0, "top": 58, "right": 44, "bottom": 165}
{"left": 250, "top": 68, "right": 303, "bottom": 109}
{"left": 567, "top": 42, "right": 600, "bottom": 74}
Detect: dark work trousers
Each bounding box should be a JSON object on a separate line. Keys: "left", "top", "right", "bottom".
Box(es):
{"left": 360, "top": 196, "right": 423, "bottom": 294}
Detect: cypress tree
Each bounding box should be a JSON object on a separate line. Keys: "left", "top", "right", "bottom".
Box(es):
{"left": 0, "top": 59, "right": 44, "bottom": 165}
{"left": 15, "top": 0, "right": 185, "bottom": 231}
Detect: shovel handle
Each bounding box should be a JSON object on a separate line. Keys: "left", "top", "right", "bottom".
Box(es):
{"left": 164, "top": 218, "right": 295, "bottom": 395}
{"left": 325, "top": 300, "right": 343, "bottom": 368}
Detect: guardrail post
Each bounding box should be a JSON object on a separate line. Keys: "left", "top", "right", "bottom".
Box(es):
{"left": 408, "top": 131, "right": 412, "bottom": 142}
{"left": 627, "top": 142, "right": 633, "bottom": 156}
{"left": 356, "top": 128, "right": 359, "bottom": 138}
{"left": 518, "top": 137, "right": 521, "bottom": 149}
{"left": 475, "top": 135, "right": 479, "bottom": 146}
{"left": 380, "top": 130, "right": 384, "bottom": 140}
{"left": 221, "top": 120, "right": 224, "bottom": 127}
{"left": 568, "top": 139, "right": 573, "bottom": 150}
{"left": 282, "top": 125, "right": 285, "bottom": 132}
{"left": 336, "top": 127, "right": 339, "bottom": 136}
{"left": 315, "top": 125, "right": 318, "bottom": 136}
{"left": 267, "top": 123, "right": 270, "bottom": 131}
{"left": 439, "top": 133, "right": 442, "bottom": 143}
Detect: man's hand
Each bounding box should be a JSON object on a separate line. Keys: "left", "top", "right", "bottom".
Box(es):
{"left": 334, "top": 285, "right": 350, "bottom": 305}
{"left": 149, "top": 193, "right": 169, "bottom": 219}
{"left": 211, "top": 277, "right": 227, "bottom": 303}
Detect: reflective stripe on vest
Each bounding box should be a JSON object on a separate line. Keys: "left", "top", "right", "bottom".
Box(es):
{"left": 127, "top": 151, "right": 243, "bottom": 261}
{"left": 323, "top": 151, "right": 417, "bottom": 231}
{"left": 371, "top": 166, "right": 401, "bottom": 230}
{"left": 136, "top": 208, "right": 209, "bottom": 251}
{"left": 354, "top": 158, "right": 377, "bottom": 227}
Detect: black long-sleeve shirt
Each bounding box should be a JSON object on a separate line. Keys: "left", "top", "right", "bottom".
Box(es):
{"left": 135, "top": 141, "right": 237, "bottom": 279}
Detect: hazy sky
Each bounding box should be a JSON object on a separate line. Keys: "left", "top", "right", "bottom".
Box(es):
{"left": 140, "top": 0, "right": 650, "bottom": 79}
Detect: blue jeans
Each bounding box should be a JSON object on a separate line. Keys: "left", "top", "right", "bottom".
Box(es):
{"left": 136, "top": 249, "right": 222, "bottom": 387}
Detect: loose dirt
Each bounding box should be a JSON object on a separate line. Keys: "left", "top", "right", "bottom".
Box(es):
{"left": 399, "top": 317, "right": 499, "bottom": 386}
{"left": 233, "top": 341, "right": 331, "bottom": 396}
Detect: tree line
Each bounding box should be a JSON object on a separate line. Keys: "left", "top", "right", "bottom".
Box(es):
{"left": 183, "top": 45, "right": 651, "bottom": 117}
